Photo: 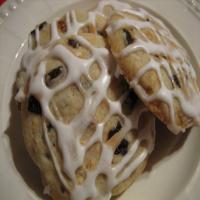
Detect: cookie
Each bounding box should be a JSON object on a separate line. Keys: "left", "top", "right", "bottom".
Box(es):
{"left": 104, "top": 0, "right": 200, "bottom": 134}
{"left": 15, "top": 8, "right": 155, "bottom": 200}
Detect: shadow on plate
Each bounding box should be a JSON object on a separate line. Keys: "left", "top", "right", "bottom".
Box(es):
{"left": 5, "top": 84, "right": 50, "bottom": 200}
{"left": 5, "top": 83, "right": 189, "bottom": 200}
{"left": 145, "top": 120, "right": 189, "bottom": 171}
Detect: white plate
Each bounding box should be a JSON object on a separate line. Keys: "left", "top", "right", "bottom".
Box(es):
{"left": 0, "top": 0, "right": 200, "bottom": 200}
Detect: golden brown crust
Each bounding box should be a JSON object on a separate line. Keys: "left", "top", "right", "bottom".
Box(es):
{"left": 21, "top": 103, "right": 71, "bottom": 199}
{"left": 107, "top": 10, "right": 195, "bottom": 133}
{"left": 112, "top": 148, "right": 147, "bottom": 196}
{"left": 16, "top": 8, "right": 153, "bottom": 200}
{"left": 19, "top": 74, "right": 149, "bottom": 200}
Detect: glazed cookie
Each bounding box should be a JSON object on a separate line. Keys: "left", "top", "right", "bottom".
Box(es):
{"left": 15, "top": 8, "right": 155, "bottom": 200}
{"left": 103, "top": 0, "right": 200, "bottom": 134}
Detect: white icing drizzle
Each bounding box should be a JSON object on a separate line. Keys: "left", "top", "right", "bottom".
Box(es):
{"left": 105, "top": 0, "right": 200, "bottom": 134}
{"left": 96, "top": 0, "right": 132, "bottom": 14}
{"left": 19, "top": 1, "right": 155, "bottom": 200}
{"left": 15, "top": 87, "right": 25, "bottom": 102}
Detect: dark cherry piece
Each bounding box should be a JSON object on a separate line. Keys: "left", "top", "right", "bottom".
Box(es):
{"left": 108, "top": 122, "right": 122, "bottom": 140}
{"left": 60, "top": 185, "right": 66, "bottom": 193}
{"left": 114, "top": 139, "right": 129, "bottom": 155}
{"left": 30, "top": 29, "right": 36, "bottom": 37}
{"left": 154, "top": 54, "right": 160, "bottom": 59}
{"left": 47, "top": 123, "right": 53, "bottom": 132}
{"left": 98, "top": 30, "right": 107, "bottom": 38}
{"left": 162, "top": 55, "right": 167, "bottom": 60}
{"left": 123, "top": 29, "right": 134, "bottom": 46}
{"left": 39, "top": 21, "right": 47, "bottom": 30}
{"left": 45, "top": 152, "right": 51, "bottom": 160}
{"left": 173, "top": 74, "right": 181, "bottom": 88}
{"left": 68, "top": 39, "right": 80, "bottom": 48}
{"left": 57, "top": 20, "right": 67, "bottom": 32}
{"left": 47, "top": 66, "right": 63, "bottom": 81}
{"left": 28, "top": 95, "right": 42, "bottom": 115}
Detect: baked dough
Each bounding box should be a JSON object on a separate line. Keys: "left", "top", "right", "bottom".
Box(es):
{"left": 104, "top": 0, "right": 200, "bottom": 134}
{"left": 15, "top": 7, "right": 155, "bottom": 200}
